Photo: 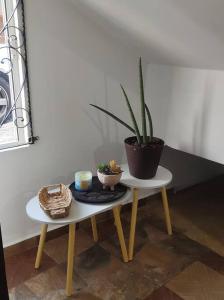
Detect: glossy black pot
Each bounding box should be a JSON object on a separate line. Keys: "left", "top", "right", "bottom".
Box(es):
{"left": 124, "top": 136, "right": 164, "bottom": 179}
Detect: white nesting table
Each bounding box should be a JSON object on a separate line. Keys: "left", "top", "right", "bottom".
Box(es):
{"left": 26, "top": 189, "right": 131, "bottom": 297}
{"left": 120, "top": 164, "right": 173, "bottom": 260}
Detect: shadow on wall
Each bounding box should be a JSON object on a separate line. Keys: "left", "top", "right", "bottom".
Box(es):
{"left": 40, "top": 0, "right": 139, "bottom": 94}
{"left": 161, "top": 146, "right": 224, "bottom": 191}
{"left": 191, "top": 72, "right": 213, "bottom": 156}
{"left": 82, "top": 74, "right": 125, "bottom": 167}
{"left": 94, "top": 143, "right": 124, "bottom": 166}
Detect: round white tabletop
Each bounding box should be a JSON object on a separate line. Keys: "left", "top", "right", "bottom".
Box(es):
{"left": 120, "top": 164, "right": 172, "bottom": 189}
{"left": 26, "top": 188, "right": 132, "bottom": 225}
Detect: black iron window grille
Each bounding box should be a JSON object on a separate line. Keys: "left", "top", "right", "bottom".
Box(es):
{"left": 0, "top": 0, "right": 38, "bottom": 150}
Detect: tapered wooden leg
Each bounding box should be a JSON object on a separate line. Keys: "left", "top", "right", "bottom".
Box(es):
{"left": 113, "top": 206, "right": 128, "bottom": 263}
{"left": 91, "top": 216, "right": 98, "bottom": 242}
{"left": 161, "top": 186, "right": 172, "bottom": 235}
{"left": 118, "top": 205, "right": 122, "bottom": 215}
{"left": 66, "top": 223, "right": 76, "bottom": 297}
{"left": 35, "top": 224, "right": 48, "bottom": 269}
{"left": 114, "top": 205, "right": 122, "bottom": 226}
{"left": 128, "top": 188, "right": 139, "bottom": 261}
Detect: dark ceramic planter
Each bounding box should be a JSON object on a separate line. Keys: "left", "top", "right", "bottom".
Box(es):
{"left": 124, "top": 136, "right": 164, "bottom": 179}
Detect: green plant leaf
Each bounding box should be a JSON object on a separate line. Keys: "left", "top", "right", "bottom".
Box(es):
{"left": 90, "top": 104, "right": 136, "bottom": 134}
{"left": 97, "top": 163, "right": 108, "bottom": 173}
{"left": 145, "top": 103, "right": 153, "bottom": 141}
{"left": 139, "top": 57, "right": 147, "bottom": 143}
{"left": 120, "top": 84, "right": 141, "bottom": 144}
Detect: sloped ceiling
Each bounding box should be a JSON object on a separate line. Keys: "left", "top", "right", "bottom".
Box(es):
{"left": 73, "top": 0, "right": 224, "bottom": 70}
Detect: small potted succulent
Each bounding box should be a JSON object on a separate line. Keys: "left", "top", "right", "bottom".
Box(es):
{"left": 91, "top": 58, "right": 164, "bottom": 179}
{"left": 97, "top": 160, "right": 122, "bottom": 191}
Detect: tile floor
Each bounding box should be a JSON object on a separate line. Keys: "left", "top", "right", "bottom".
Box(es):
{"left": 6, "top": 175, "right": 224, "bottom": 299}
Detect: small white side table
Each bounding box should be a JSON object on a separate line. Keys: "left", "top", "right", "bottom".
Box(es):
{"left": 120, "top": 164, "right": 173, "bottom": 261}
{"left": 26, "top": 189, "right": 131, "bottom": 297}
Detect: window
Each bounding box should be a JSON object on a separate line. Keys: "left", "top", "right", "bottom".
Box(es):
{"left": 0, "top": 0, "right": 37, "bottom": 150}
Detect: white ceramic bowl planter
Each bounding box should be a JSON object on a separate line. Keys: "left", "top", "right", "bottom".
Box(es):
{"left": 97, "top": 171, "right": 122, "bottom": 191}
{"left": 97, "top": 160, "right": 123, "bottom": 191}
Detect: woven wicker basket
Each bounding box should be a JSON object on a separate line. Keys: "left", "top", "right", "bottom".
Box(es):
{"left": 38, "top": 184, "right": 72, "bottom": 219}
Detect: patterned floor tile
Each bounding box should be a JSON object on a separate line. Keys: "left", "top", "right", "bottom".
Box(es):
{"left": 109, "top": 260, "right": 165, "bottom": 300}
{"left": 73, "top": 245, "right": 125, "bottom": 300}
{"left": 161, "top": 233, "right": 210, "bottom": 259}
{"left": 44, "top": 229, "right": 94, "bottom": 264}
{"left": 144, "top": 286, "right": 182, "bottom": 300}
{"left": 199, "top": 251, "right": 224, "bottom": 275}
{"left": 142, "top": 221, "right": 170, "bottom": 243}
{"left": 135, "top": 242, "right": 189, "bottom": 280}
{"left": 166, "top": 261, "right": 224, "bottom": 300}
{"left": 100, "top": 224, "right": 146, "bottom": 261}
{"left": 70, "top": 243, "right": 159, "bottom": 299}
{"left": 145, "top": 176, "right": 224, "bottom": 257}
{"left": 5, "top": 247, "right": 56, "bottom": 289}
{"left": 77, "top": 258, "right": 159, "bottom": 299}
{"left": 71, "top": 293, "right": 102, "bottom": 300}
{"left": 75, "top": 243, "right": 111, "bottom": 272}
{"left": 6, "top": 176, "right": 224, "bottom": 300}
{"left": 24, "top": 265, "right": 86, "bottom": 299}
{"left": 9, "top": 283, "right": 39, "bottom": 300}
{"left": 82, "top": 217, "right": 118, "bottom": 241}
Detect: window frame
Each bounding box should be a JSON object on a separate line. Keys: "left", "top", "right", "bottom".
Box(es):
{"left": 0, "top": 0, "right": 38, "bottom": 151}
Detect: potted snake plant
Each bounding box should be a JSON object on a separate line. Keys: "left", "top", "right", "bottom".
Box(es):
{"left": 90, "top": 58, "right": 164, "bottom": 179}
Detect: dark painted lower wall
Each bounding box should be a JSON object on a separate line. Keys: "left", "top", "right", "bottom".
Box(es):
{"left": 161, "top": 146, "right": 224, "bottom": 191}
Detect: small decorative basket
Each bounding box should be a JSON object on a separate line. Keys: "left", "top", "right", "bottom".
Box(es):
{"left": 38, "top": 184, "right": 72, "bottom": 219}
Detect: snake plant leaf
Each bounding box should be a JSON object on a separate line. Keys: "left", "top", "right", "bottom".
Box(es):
{"left": 139, "top": 57, "right": 147, "bottom": 143}
{"left": 120, "top": 84, "right": 141, "bottom": 144}
{"left": 90, "top": 104, "right": 136, "bottom": 134}
{"left": 145, "top": 103, "right": 153, "bottom": 141}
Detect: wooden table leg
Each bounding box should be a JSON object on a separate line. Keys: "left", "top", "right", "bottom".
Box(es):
{"left": 118, "top": 205, "right": 122, "bottom": 215}
{"left": 91, "top": 216, "right": 98, "bottom": 242}
{"left": 113, "top": 206, "right": 128, "bottom": 263}
{"left": 35, "top": 224, "right": 48, "bottom": 269}
{"left": 161, "top": 186, "right": 172, "bottom": 235}
{"left": 66, "top": 223, "right": 76, "bottom": 297}
{"left": 128, "top": 188, "right": 139, "bottom": 261}
{"left": 114, "top": 205, "right": 122, "bottom": 227}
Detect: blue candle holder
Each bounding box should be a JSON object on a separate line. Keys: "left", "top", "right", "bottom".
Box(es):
{"left": 75, "top": 171, "right": 92, "bottom": 191}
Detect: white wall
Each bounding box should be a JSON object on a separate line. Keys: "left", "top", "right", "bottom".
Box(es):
{"left": 1, "top": 0, "right": 224, "bottom": 247}
{"left": 146, "top": 64, "right": 224, "bottom": 164}
{"left": 74, "top": 0, "right": 224, "bottom": 70}
{"left": 0, "top": 0, "right": 141, "bottom": 247}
